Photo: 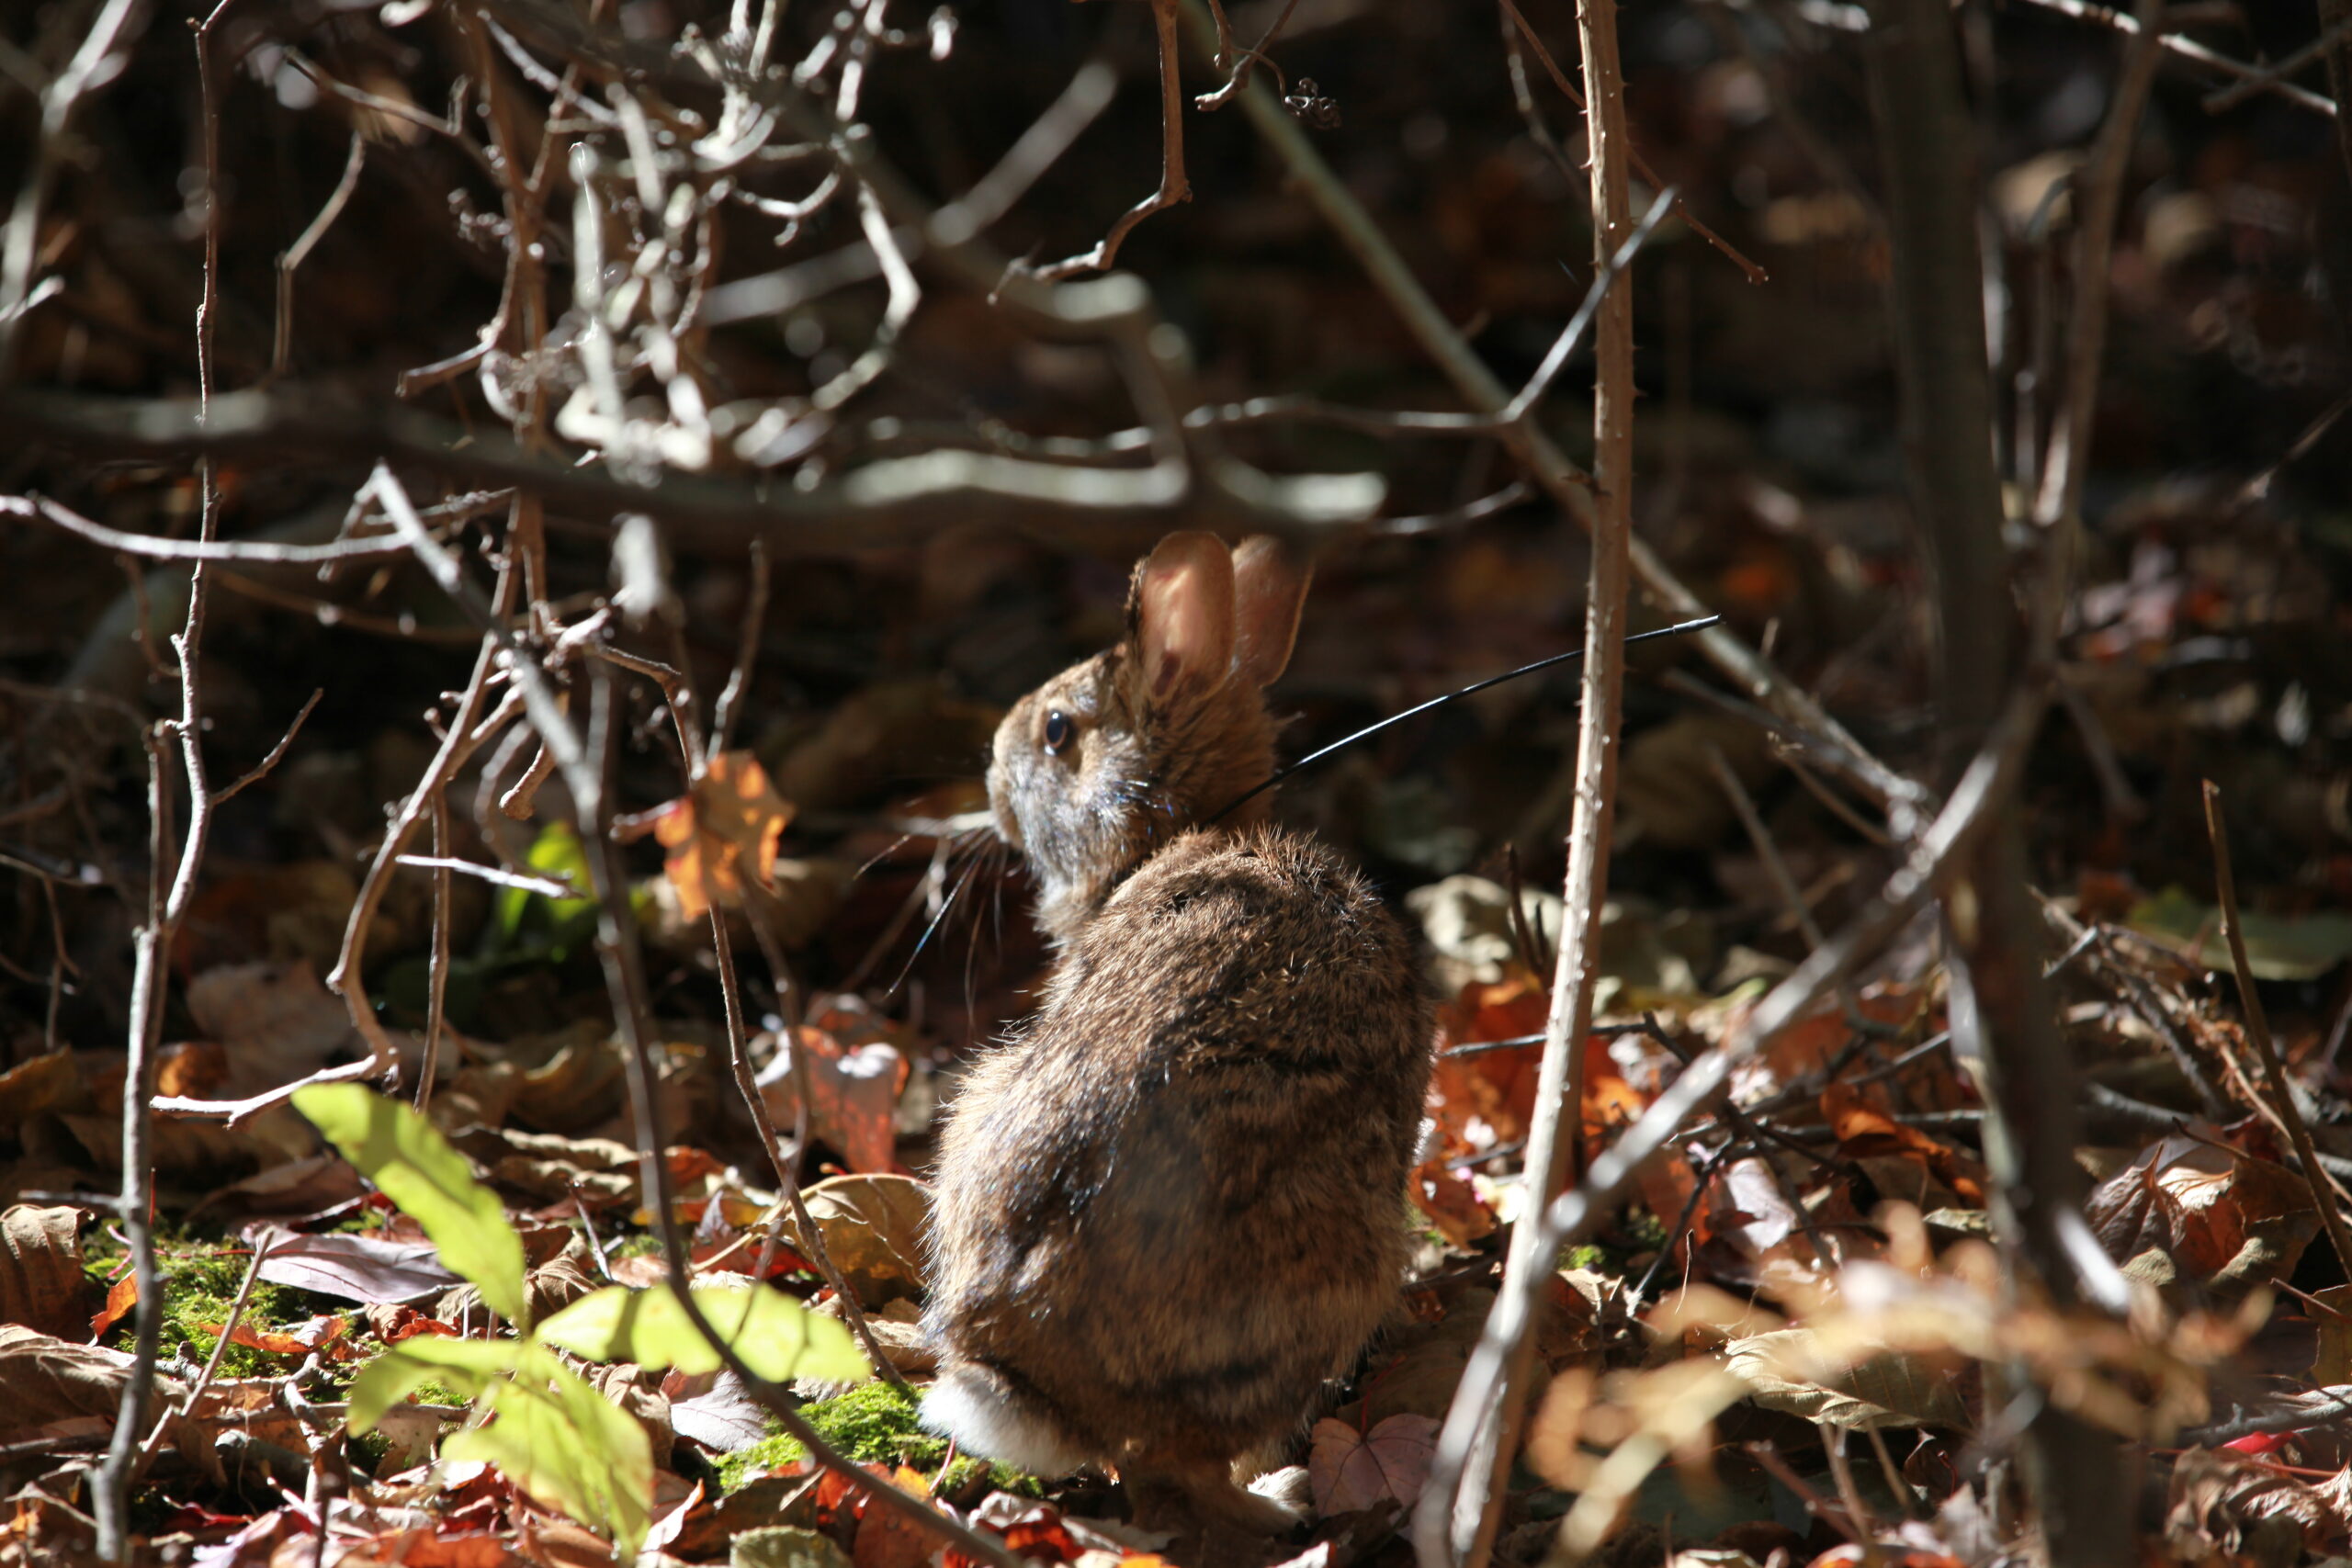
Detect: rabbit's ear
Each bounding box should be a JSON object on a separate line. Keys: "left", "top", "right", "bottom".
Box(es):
{"left": 1131, "top": 532, "right": 1237, "bottom": 704}
{"left": 1230, "top": 537, "right": 1311, "bottom": 689}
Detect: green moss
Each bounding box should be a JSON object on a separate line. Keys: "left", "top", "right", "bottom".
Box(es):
{"left": 1623, "top": 1208, "right": 1671, "bottom": 1253}
{"left": 412, "top": 1379, "right": 466, "bottom": 1408}
{"left": 1564, "top": 1244, "right": 1609, "bottom": 1272}
{"left": 713, "top": 1384, "right": 1038, "bottom": 1496}
{"left": 148, "top": 1247, "right": 315, "bottom": 1380}
{"left": 347, "top": 1428, "right": 393, "bottom": 1474}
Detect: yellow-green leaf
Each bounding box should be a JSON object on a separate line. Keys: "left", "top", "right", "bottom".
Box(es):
{"left": 347, "top": 1336, "right": 519, "bottom": 1433}
{"left": 537, "top": 1283, "right": 870, "bottom": 1385}
{"left": 291, "top": 1085, "right": 529, "bottom": 1327}
{"left": 445, "top": 1359, "right": 652, "bottom": 1552}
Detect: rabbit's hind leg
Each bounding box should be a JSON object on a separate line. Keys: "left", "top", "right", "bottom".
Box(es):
{"left": 919, "top": 1359, "right": 1089, "bottom": 1477}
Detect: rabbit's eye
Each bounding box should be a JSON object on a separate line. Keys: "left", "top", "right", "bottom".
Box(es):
{"left": 1043, "top": 709, "right": 1076, "bottom": 755}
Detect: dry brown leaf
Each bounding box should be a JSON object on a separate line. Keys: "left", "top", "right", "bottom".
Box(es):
{"left": 1408, "top": 1160, "right": 1495, "bottom": 1247}
{"left": 2165, "top": 1448, "right": 2346, "bottom": 1562}
{"left": 91, "top": 1274, "right": 137, "bottom": 1340}
{"left": 1819, "top": 1082, "right": 1987, "bottom": 1208}
{"left": 1721, "top": 1328, "right": 1973, "bottom": 1430}
{"left": 2087, "top": 1132, "right": 2319, "bottom": 1296}
{"left": 786, "top": 1174, "right": 928, "bottom": 1308}
{"left": 0, "top": 1206, "right": 86, "bottom": 1338}
{"left": 0, "top": 1050, "right": 88, "bottom": 1129}
{"left": 0, "top": 1323, "right": 184, "bottom": 1443}
{"left": 185, "top": 960, "right": 360, "bottom": 1096}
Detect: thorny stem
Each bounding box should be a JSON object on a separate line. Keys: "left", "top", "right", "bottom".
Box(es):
{"left": 1491, "top": 0, "right": 1769, "bottom": 286}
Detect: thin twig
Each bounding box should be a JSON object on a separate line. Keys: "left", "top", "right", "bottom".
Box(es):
{"left": 416, "top": 793, "right": 454, "bottom": 1112}
{"left": 133, "top": 1235, "right": 279, "bottom": 1474}
{"left": 1441, "top": 6, "right": 1642, "bottom": 1562}
{"left": 370, "top": 467, "right": 1010, "bottom": 1557}
{"left": 2031, "top": 0, "right": 2170, "bottom": 530}
{"left": 707, "top": 540, "right": 769, "bottom": 762}
{"left": 708, "top": 911, "right": 912, "bottom": 1393}
{"left": 1708, "top": 743, "right": 1826, "bottom": 950}
{"left": 2204, "top": 15, "right": 2352, "bottom": 109}
{"left": 1175, "top": 0, "right": 1919, "bottom": 825}
{"left": 2201, "top": 782, "right": 2352, "bottom": 1283}
{"left": 0, "top": 0, "right": 148, "bottom": 371}
{"left": 272, "top": 132, "right": 367, "bottom": 378}
{"left": 214, "top": 688, "right": 322, "bottom": 803}
{"left": 1019, "top": 0, "right": 1191, "bottom": 281}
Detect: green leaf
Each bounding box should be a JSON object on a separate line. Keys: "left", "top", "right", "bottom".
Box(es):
{"left": 348, "top": 1337, "right": 520, "bottom": 1433}
{"left": 2128, "top": 886, "right": 2352, "bottom": 981}
{"left": 292, "top": 1085, "right": 530, "bottom": 1326}
{"left": 537, "top": 1284, "right": 871, "bottom": 1385}
{"left": 497, "top": 821, "right": 597, "bottom": 945}
{"left": 445, "top": 1357, "right": 652, "bottom": 1553}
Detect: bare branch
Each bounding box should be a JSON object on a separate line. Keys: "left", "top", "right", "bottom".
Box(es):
{"left": 2013, "top": 0, "right": 2337, "bottom": 116}
{"left": 0, "top": 389, "right": 1382, "bottom": 548}
{"left": 272, "top": 133, "right": 367, "bottom": 378}
{"left": 1017, "top": 0, "right": 1192, "bottom": 282}
{"left": 0, "top": 0, "right": 150, "bottom": 370}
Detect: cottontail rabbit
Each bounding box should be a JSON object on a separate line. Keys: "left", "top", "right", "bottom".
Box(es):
{"left": 922, "top": 533, "right": 1435, "bottom": 1535}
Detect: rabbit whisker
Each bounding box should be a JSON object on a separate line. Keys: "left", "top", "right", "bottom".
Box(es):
{"left": 888, "top": 847, "right": 988, "bottom": 999}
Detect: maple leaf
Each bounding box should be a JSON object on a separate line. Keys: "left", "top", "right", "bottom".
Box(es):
{"left": 626, "top": 751, "right": 796, "bottom": 922}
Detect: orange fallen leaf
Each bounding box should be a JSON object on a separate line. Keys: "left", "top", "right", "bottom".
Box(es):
{"left": 1820, "top": 1081, "right": 1987, "bottom": 1206}
{"left": 625, "top": 751, "right": 796, "bottom": 921}
{"left": 90, "top": 1275, "right": 137, "bottom": 1340}
{"left": 1409, "top": 1160, "right": 1495, "bottom": 1247}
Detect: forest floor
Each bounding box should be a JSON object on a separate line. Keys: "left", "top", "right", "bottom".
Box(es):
{"left": 3, "top": 0, "right": 2352, "bottom": 1566}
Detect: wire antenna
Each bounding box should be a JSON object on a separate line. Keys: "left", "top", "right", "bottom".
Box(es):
{"left": 1209, "top": 614, "right": 1722, "bottom": 823}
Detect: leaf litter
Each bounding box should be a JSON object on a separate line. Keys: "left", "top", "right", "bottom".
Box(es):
{"left": 4, "top": 2, "right": 2352, "bottom": 1566}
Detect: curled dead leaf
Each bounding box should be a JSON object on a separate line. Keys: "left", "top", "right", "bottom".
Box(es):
{"left": 785, "top": 1174, "right": 929, "bottom": 1308}
{"left": 0, "top": 1205, "right": 88, "bottom": 1339}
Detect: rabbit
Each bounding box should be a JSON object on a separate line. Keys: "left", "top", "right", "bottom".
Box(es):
{"left": 920, "top": 532, "right": 1436, "bottom": 1537}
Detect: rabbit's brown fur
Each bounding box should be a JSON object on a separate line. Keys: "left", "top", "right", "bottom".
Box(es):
{"left": 922, "top": 534, "right": 1435, "bottom": 1535}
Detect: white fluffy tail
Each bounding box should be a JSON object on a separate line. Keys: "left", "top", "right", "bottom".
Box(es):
{"left": 919, "top": 1363, "right": 1087, "bottom": 1477}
